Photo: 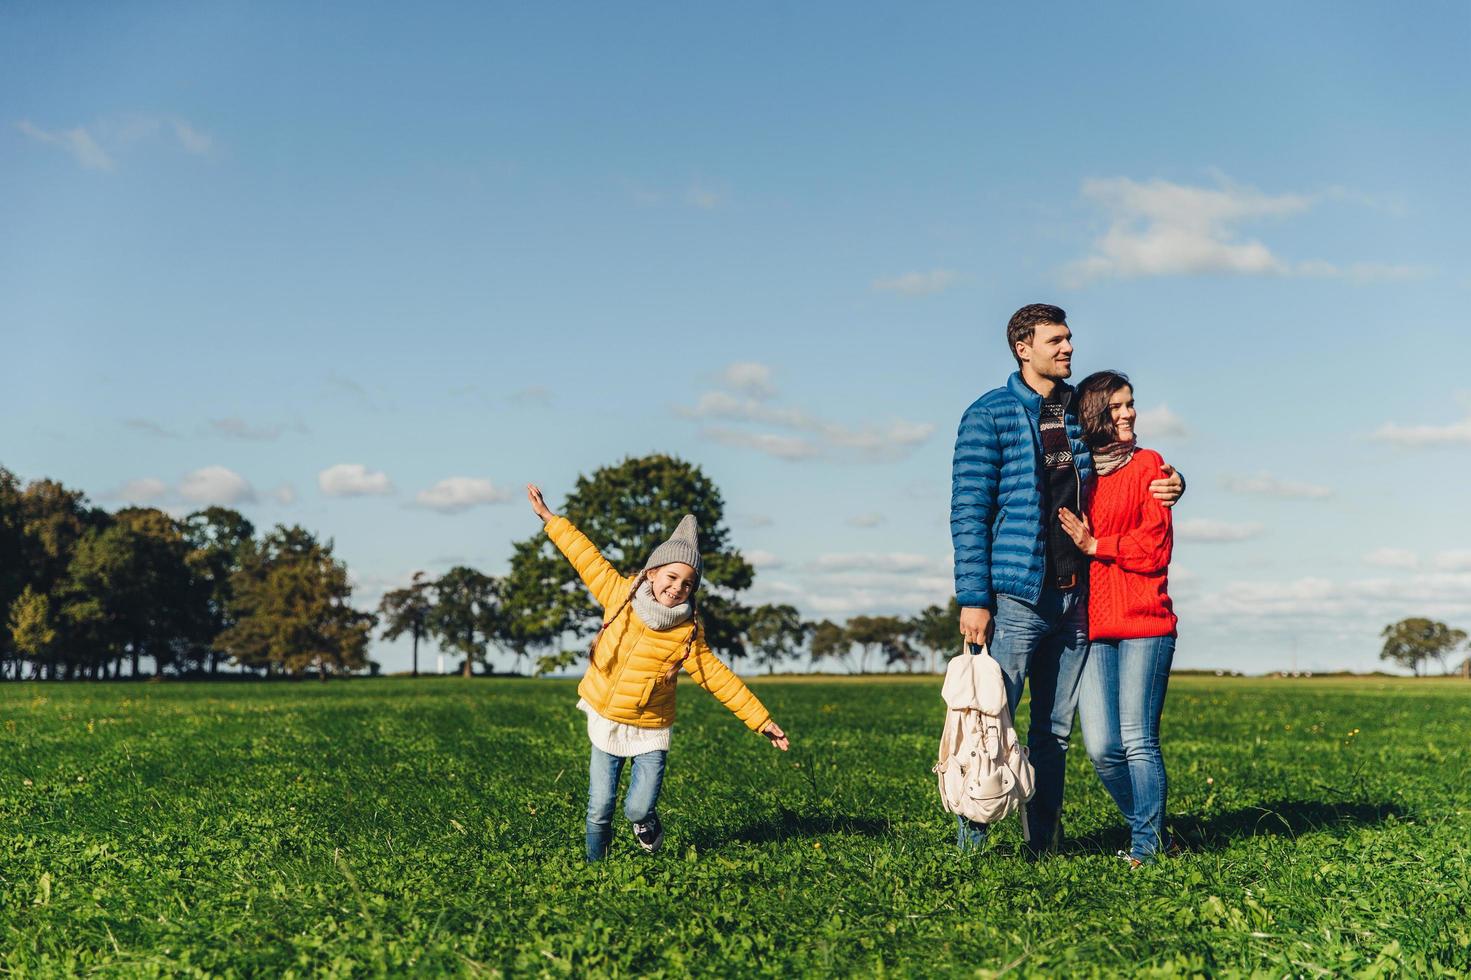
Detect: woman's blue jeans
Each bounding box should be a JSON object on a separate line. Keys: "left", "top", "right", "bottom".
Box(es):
{"left": 1077, "top": 634, "right": 1175, "bottom": 861}
{"left": 586, "top": 745, "right": 667, "bottom": 862}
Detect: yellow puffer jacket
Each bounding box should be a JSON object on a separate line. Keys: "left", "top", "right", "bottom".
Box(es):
{"left": 546, "top": 517, "right": 772, "bottom": 734}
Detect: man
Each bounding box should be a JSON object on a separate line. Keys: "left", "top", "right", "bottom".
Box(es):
{"left": 950, "top": 303, "right": 1183, "bottom": 853}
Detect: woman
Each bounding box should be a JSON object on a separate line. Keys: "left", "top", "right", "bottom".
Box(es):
{"left": 1058, "top": 371, "right": 1177, "bottom": 866}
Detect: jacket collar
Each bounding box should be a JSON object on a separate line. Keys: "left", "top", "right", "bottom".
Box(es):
{"left": 1007, "top": 371, "right": 1073, "bottom": 416}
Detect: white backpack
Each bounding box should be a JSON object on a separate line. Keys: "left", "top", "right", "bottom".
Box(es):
{"left": 933, "top": 645, "right": 1036, "bottom": 839}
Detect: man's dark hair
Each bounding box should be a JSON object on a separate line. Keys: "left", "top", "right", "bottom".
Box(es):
{"left": 1006, "top": 303, "right": 1068, "bottom": 366}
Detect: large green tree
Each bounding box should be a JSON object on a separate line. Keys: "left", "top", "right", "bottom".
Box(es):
{"left": 379, "top": 571, "right": 433, "bottom": 676}
{"left": 183, "top": 507, "right": 257, "bottom": 674}
{"left": 1380, "top": 618, "right": 1468, "bottom": 676}
{"left": 506, "top": 455, "right": 756, "bottom": 659}
{"left": 910, "top": 598, "right": 961, "bottom": 673}
{"left": 745, "top": 604, "right": 810, "bottom": 675}
{"left": 807, "top": 619, "right": 852, "bottom": 672}
{"left": 220, "top": 526, "right": 374, "bottom": 679}
{"left": 0, "top": 468, "right": 27, "bottom": 677}
{"left": 427, "top": 566, "right": 500, "bottom": 677}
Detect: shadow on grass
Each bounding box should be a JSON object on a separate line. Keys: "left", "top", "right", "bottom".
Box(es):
{"left": 1070, "top": 799, "right": 1409, "bottom": 855}
{"left": 689, "top": 808, "right": 891, "bottom": 850}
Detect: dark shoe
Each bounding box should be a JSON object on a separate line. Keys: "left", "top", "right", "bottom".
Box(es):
{"left": 632, "top": 814, "right": 664, "bottom": 854}
{"left": 1024, "top": 813, "right": 1064, "bottom": 857}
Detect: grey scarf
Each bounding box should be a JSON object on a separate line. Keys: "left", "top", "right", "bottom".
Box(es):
{"left": 633, "top": 580, "right": 693, "bottom": 632}
{"left": 1092, "top": 437, "right": 1137, "bottom": 477}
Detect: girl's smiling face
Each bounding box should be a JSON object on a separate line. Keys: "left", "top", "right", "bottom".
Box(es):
{"left": 646, "top": 563, "right": 696, "bottom": 607}
{"left": 1108, "top": 385, "right": 1137, "bottom": 442}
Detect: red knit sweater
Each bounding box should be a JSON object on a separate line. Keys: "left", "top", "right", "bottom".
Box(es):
{"left": 1086, "top": 448, "right": 1177, "bottom": 641}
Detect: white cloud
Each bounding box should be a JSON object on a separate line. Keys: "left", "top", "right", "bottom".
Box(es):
{"left": 16, "top": 120, "right": 113, "bottom": 171}
{"left": 872, "top": 269, "right": 957, "bottom": 296}
{"left": 742, "top": 513, "right": 774, "bottom": 528}
{"left": 107, "top": 477, "right": 169, "bottom": 503}
{"left": 682, "top": 371, "right": 935, "bottom": 463}
{"left": 319, "top": 463, "right": 393, "bottom": 497}
{"left": 1064, "top": 175, "right": 1428, "bottom": 284}
{"left": 169, "top": 118, "right": 212, "bottom": 154}
{"left": 745, "top": 549, "right": 784, "bottom": 570}
{"left": 701, "top": 427, "right": 822, "bottom": 461}
{"left": 179, "top": 466, "right": 256, "bottom": 505}
{"left": 720, "top": 362, "right": 775, "bottom": 400}
{"left": 1175, "top": 518, "right": 1264, "bottom": 543}
{"left": 1432, "top": 550, "right": 1471, "bottom": 572}
{"left": 415, "top": 477, "right": 513, "bottom": 513}
{"left": 809, "top": 553, "right": 947, "bottom": 575}
{"left": 1363, "top": 547, "right": 1418, "bottom": 570}
{"left": 270, "top": 483, "right": 297, "bottom": 506}
{"left": 847, "top": 513, "right": 885, "bottom": 528}
{"left": 1368, "top": 416, "right": 1471, "bottom": 447}
{"left": 123, "top": 418, "right": 182, "bottom": 439}
{"left": 1222, "top": 472, "right": 1333, "bottom": 500}
{"left": 1135, "top": 405, "right": 1188, "bottom": 439}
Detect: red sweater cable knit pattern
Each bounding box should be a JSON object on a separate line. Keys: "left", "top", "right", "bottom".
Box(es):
{"left": 1087, "top": 448, "right": 1177, "bottom": 641}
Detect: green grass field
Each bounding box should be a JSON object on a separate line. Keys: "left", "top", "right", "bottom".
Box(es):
{"left": 3, "top": 675, "right": 1469, "bottom": 977}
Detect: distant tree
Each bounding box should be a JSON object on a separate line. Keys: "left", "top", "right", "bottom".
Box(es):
{"left": 183, "top": 507, "right": 256, "bottom": 674}
{"left": 846, "top": 615, "right": 913, "bottom": 673}
{"left": 882, "top": 620, "right": 922, "bottom": 673}
{"left": 746, "top": 604, "right": 810, "bottom": 675}
{"left": 506, "top": 455, "right": 755, "bottom": 659}
{"left": 495, "top": 539, "right": 567, "bottom": 675}
{"left": 1380, "top": 617, "right": 1468, "bottom": 676}
{"left": 534, "top": 649, "right": 583, "bottom": 678}
{"left": 0, "top": 467, "right": 28, "bottom": 678}
{"left": 8, "top": 586, "right": 57, "bottom": 677}
{"left": 379, "top": 571, "right": 433, "bottom": 677}
{"left": 808, "top": 619, "right": 852, "bottom": 672}
{"left": 220, "top": 526, "right": 374, "bottom": 679}
{"left": 911, "top": 598, "right": 961, "bottom": 673}
{"left": 428, "top": 566, "right": 500, "bottom": 677}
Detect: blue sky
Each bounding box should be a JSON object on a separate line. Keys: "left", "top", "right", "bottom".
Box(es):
{"left": 4, "top": 1, "right": 1468, "bottom": 674}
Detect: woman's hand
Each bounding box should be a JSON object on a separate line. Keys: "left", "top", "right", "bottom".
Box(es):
{"left": 1058, "top": 508, "right": 1097, "bottom": 556}
{"left": 526, "top": 484, "right": 557, "bottom": 523}
{"left": 761, "top": 720, "right": 790, "bottom": 751}
{"left": 1149, "top": 464, "right": 1186, "bottom": 508}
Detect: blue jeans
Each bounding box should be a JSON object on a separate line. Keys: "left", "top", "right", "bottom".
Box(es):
{"left": 957, "top": 585, "right": 1089, "bottom": 851}
{"left": 586, "top": 745, "right": 667, "bottom": 862}
{"left": 1078, "top": 634, "right": 1175, "bottom": 861}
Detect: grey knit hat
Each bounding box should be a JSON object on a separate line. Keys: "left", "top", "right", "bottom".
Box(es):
{"left": 643, "top": 514, "right": 702, "bottom": 587}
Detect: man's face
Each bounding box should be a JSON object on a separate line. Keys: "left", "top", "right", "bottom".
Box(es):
{"left": 1016, "top": 321, "right": 1073, "bottom": 380}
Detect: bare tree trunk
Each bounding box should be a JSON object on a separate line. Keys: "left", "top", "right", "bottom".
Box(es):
{"left": 411, "top": 629, "right": 419, "bottom": 677}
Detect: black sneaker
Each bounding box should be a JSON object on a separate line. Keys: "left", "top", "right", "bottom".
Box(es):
{"left": 632, "top": 815, "right": 664, "bottom": 854}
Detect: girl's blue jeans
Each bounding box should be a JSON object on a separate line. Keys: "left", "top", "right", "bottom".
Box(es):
{"left": 1077, "top": 633, "right": 1176, "bottom": 861}
{"left": 586, "top": 745, "right": 667, "bottom": 862}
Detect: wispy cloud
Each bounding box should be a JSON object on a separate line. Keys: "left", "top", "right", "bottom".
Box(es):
{"left": 1368, "top": 415, "right": 1471, "bottom": 447}
{"left": 1135, "top": 405, "right": 1188, "bottom": 439}
{"left": 105, "top": 477, "right": 170, "bottom": 504}
{"left": 123, "top": 418, "right": 183, "bottom": 439}
{"left": 847, "top": 513, "right": 885, "bottom": 528}
{"left": 319, "top": 463, "right": 394, "bottom": 497}
{"left": 1175, "top": 518, "right": 1264, "bottom": 543}
{"left": 508, "top": 386, "right": 553, "bottom": 407}
{"left": 414, "top": 477, "right": 513, "bottom": 513}
{"left": 1222, "top": 472, "right": 1332, "bottom": 500}
{"left": 17, "top": 114, "right": 213, "bottom": 172}
{"left": 210, "top": 418, "right": 308, "bottom": 441}
{"left": 270, "top": 483, "right": 297, "bottom": 506}
{"left": 16, "top": 120, "right": 113, "bottom": 170}
{"left": 1064, "top": 175, "right": 1428, "bottom": 285}
{"left": 872, "top": 269, "right": 957, "bottom": 296}
{"left": 745, "top": 549, "right": 784, "bottom": 570}
{"left": 180, "top": 466, "right": 256, "bottom": 505}
{"left": 1363, "top": 547, "right": 1418, "bottom": 570}
{"left": 685, "top": 183, "right": 724, "bottom": 209}
{"left": 680, "top": 365, "right": 935, "bottom": 463}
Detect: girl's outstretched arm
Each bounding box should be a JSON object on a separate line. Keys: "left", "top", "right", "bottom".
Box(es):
{"left": 685, "top": 633, "right": 788, "bottom": 750}
{"left": 528, "top": 484, "right": 631, "bottom": 610}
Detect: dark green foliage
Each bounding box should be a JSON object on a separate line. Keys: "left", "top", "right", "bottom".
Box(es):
{"left": 426, "top": 567, "right": 500, "bottom": 677}
{"left": 1, "top": 676, "right": 1468, "bottom": 974}
{"left": 745, "top": 604, "right": 810, "bottom": 675}
{"left": 378, "top": 572, "right": 433, "bottom": 677}
{"left": 910, "top": 597, "right": 961, "bottom": 673}
{"left": 182, "top": 507, "right": 256, "bottom": 674}
{"left": 508, "top": 455, "right": 755, "bottom": 657}
{"left": 807, "top": 619, "right": 851, "bottom": 671}
{"left": 1380, "top": 618, "right": 1469, "bottom": 676}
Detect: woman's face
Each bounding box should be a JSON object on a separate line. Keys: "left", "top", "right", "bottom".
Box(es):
{"left": 1108, "top": 385, "right": 1136, "bottom": 441}
{"left": 646, "top": 563, "right": 696, "bottom": 607}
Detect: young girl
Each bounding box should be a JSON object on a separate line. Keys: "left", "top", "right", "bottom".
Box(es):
{"left": 526, "top": 484, "right": 790, "bottom": 862}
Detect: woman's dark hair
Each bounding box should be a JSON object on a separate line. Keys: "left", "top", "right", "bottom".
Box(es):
{"left": 1076, "top": 370, "right": 1132, "bottom": 448}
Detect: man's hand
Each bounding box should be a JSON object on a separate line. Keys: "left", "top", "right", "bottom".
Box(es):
{"left": 526, "top": 484, "right": 557, "bottom": 523}
{"left": 762, "top": 720, "right": 790, "bottom": 751}
{"left": 959, "top": 606, "right": 994, "bottom": 649}
{"left": 1149, "top": 464, "right": 1186, "bottom": 508}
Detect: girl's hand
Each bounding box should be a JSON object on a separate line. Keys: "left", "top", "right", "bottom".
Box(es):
{"left": 761, "top": 720, "right": 790, "bottom": 752}
{"left": 1058, "top": 508, "right": 1097, "bottom": 556}
{"left": 526, "top": 484, "right": 557, "bottom": 523}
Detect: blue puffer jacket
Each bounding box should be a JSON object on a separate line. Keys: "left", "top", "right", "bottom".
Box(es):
{"left": 951, "top": 372, "right": 1094, "bottom": 609}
